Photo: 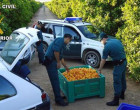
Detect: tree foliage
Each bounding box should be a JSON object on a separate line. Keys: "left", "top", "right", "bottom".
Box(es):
{"left": 116, "top": 0, "right": 140, "bottom": 82}
{"left": 0, "top": 0, "right": 42, "bottom": 36}
{"left": 46, "top": 0, "right": 125, "bottom": 35}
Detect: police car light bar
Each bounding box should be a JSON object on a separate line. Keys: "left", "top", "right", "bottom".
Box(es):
{"left": 64, "top": 17, "right": 82, "bottom": 23}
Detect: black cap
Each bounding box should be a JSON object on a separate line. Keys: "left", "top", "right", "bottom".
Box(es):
{"left": 64, "top": 34, "right": 72, "bottom": 39}
{"left": 38, "top": 21, "right": 44, "bottom": 26}
{"left": 99, "top": 32, "right": 108, "bottom": 41}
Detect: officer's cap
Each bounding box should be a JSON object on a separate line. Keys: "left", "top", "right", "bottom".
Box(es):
{"left": 37, "top": 21, "right": 44, "bottom": 26}
{"left": 99, "top": 32, "right": 108, "bottom": 41}
{"left": 64, "top": 34, "right": 72, "bottom": 39}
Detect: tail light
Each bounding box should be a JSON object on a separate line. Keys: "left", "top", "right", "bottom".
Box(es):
{"left": 41, "top": 92, "right": 47, "bottom": 102}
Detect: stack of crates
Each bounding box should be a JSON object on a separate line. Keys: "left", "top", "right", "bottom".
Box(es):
{"left": 58, "top": 65, "right": 105, "bottom": 103}
{"left": 117, "top": 103, "right": 140, "bottom": 110}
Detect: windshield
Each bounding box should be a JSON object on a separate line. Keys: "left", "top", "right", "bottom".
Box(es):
{"left": 0, "top": 32, "right": 29, "bottom": 64}
{"left": 77, "top": 25, "right": 101, "bottom": 40}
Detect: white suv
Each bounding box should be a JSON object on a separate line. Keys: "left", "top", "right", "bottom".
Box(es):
{"left": 35, "top": 17, "right": 113, "bottom": 67}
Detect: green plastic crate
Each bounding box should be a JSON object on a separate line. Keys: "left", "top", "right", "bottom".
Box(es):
{"left": 58, "top": 65, "right": 105, "bottom": 103}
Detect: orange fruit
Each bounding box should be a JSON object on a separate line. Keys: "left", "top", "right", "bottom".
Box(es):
{"left": 62, "top": 68, "right": 100, "bottom": 81}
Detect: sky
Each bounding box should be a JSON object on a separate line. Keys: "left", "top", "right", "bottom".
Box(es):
{"left": 35, "top": 0, "right": 52, "bottom": 2}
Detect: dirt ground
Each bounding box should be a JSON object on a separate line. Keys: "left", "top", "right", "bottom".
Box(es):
{"left": 28, "top": 5, "right": 140, "bottom": 110}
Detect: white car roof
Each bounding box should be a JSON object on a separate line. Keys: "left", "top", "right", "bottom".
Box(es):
{"left": 15, "top": 27, "right": 39, "bottom": 38}
{"left": 39, "top": 19, "right": 91, "bottom": 26}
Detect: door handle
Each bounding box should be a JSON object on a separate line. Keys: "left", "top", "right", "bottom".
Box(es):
{"left": 45, "top": 36, "right": 50, "bottom": 38}
{"left": 72, "top": 42, "right": 81, "bottom": 44}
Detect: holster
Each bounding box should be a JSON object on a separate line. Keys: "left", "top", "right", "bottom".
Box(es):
{"left": 36, "top": 41, "right": 42, "bottom": 46}
{"left": 113, "top": 58, "right": 126, "bottom": 66}
{"left": 43, "top": 56, "right": 52, "bottom": 66}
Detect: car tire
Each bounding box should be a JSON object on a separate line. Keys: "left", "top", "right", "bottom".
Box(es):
{"left": 84, "top": 51, "right": 100, "bottom": 68}
{"left": 43, "top": 42, "right": 48, "bottom": 53}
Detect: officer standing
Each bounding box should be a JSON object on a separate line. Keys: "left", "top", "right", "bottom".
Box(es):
{"left": 98, "top": 33, "right": 127, "bottom": 106}
{"left": 44, "top": 34, "right": 72, "bottom": 106}
{"left": 35, "top": 22, "right": 44, "bottom": 64}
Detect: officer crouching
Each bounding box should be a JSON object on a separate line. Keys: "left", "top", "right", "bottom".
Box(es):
{"left": 98, "top": 33, "right": 127, "bottom": 106}
{"left": 43, "top": 34, "right": 72, "bottom": 106}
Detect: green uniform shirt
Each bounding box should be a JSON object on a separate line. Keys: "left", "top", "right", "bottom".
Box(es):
{"left": 45, "top": 38, "right": 66, "bottom": 60}
{"left": 102, "top": 39, "right": 126, "bottom": 61}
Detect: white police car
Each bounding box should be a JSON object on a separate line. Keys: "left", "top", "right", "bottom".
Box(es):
{"left": 0, "top": 27, "right": 51, "bottom": 110}
{"left": 35, "top": 17, "right": 113, "bottom": 67}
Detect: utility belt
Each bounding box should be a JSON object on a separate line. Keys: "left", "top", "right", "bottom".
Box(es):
{"left": 43, "top": 56, "right": 53, "bottom": 66}
{"left": 113, "top": 58, "right": 126, "bottom": 66}
{"left": 43, "top": 56, "right": 62, "bottom": 66}
{"left": 36, "top": 41, "right": 42, "bottom": 46}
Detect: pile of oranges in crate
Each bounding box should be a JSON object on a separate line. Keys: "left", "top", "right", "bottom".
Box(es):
{"left": 62, "top": 68, "right": 99, "bottom": 81}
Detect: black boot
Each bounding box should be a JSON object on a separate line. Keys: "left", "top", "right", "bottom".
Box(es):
{"left": 106, "top": 96, "right": 119, "bottom": 106}
{"left": 61, "top": 95, "right": 67, "bottom": 99}
{"left": 55, "top": 100, "right": 69, "bottom": 106}
{"left": 120, "top": 91, "right": 125, "bottom": 99}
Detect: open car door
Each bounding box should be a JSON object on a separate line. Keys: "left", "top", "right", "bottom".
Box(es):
{"left": 0, "top": 27, "right": 39, "bottom": 71}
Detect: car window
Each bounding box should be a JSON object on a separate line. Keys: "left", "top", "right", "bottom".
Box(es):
{"left": 0, "top": 32, "right": 29, "bottom": 64}
{"left": 64, "top": 26, "right": 80, "bottom": 41}
{"left": 47, "top": 24, "right": 54, "bottom": 34}
{"left": 0, "top": 75, "right": 17, "bottom": 101}
{"left": 53, "top": 25, "right": 63, "bottom": 38}
{"left": 41, "top": 23, "right": 49, "bottom": 33}
{"left": 78, "top": 25, "right": 100, "bottom": 40}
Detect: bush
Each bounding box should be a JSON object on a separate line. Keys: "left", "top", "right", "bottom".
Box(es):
{"left": 46, "top": 0, "right": 140, "bottom": 82}
{"left": 0, "top": 0, "right": 42, "bottom": 36}
{"left": 46, "top": 0, "right": 72, "bottom": 18}
{"left": 46, "top": 0, "right": 125, "bottom": 36}
{"left": 116, "top": 0, "right": 140, "bottom": 82}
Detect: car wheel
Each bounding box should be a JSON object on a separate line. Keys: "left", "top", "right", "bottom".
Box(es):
{"left": 84, "top": 51, "right": 100, "bottom": 68}
{"left": 43, "top": 42, "right": 48, "bottom": 53}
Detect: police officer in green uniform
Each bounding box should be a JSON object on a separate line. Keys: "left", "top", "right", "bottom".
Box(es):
{"left": 35, "top": 22, "right": 44, "bottom": 64}
{"left": 98, "top": 32, "right": 127, "bottom": 106}
{"left": 44, "top": 34, "right": 72, "bottom": 106}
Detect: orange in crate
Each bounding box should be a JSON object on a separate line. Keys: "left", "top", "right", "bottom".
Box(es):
{"left": 62, "top": 68, "right": 99, "bottom": 81}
